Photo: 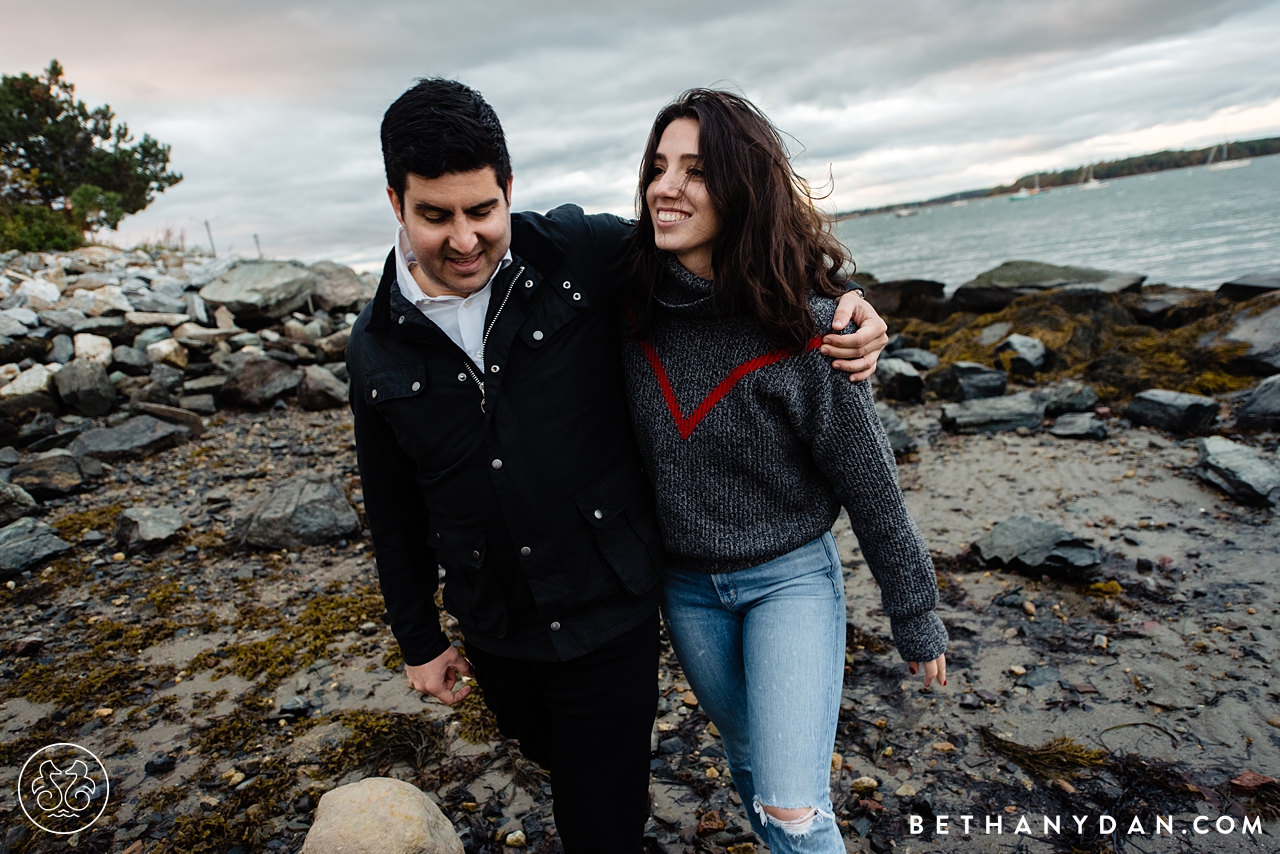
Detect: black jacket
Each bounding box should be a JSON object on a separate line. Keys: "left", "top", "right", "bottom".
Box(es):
{"left": 347, "top": 205, "right": 664, "bottom": 666}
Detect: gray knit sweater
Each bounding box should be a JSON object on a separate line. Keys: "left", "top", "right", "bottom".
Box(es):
{"left": 622, "top": 258, "right": 947, "bottom": 663}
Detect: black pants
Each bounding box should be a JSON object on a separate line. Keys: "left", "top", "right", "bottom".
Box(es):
{"left": 466, "top": 612, "right": 659, "bottom": 854}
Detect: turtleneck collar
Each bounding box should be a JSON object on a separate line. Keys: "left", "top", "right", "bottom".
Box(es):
{"left": 654, "top": 253, "right": 718, "bottom": 315}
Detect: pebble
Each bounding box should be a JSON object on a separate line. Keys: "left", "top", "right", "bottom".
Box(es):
{"left": 503, "top": 830, "right": 527, "bottom": 847}
{"left": 682, "top": 691, "right": 699, "bottom": 707}
{"left": 1050, "top": 779, "right": 1076, "bottom": 794}
{"left": 932, "top": 741, "right": 956, "bottom": 753}
{"left": 1267, "top": 716, "right": 1280, "bottom": 729}
{"left": 1023, "top": 600, "right": 1036, "bottom": 616}
{"left": 1009, "top": 665, "right": 1027, "bottom": 676}
{"left": 1093, "top": 634, "right": 1109, "bottom": 650}
{"left": 851, "top": 776, "right": 880, "bottom": 793}
{"left": 894, "top": 783, "right": 917, "bottom": 797}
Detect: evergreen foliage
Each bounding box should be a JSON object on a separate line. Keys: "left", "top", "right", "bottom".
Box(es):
{"left": 0, "top": 60, "right": 181, "bottom": 251}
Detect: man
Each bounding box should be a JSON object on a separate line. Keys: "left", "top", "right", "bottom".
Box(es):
{"left": 346, "top": 78, "right": 888, "bottom": 852}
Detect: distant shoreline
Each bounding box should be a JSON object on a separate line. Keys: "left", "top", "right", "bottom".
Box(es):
{"left": 835, "top": 137, "right": 1280, "bottom": 221}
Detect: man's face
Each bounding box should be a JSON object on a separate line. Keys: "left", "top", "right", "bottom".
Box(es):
{"left": 388, "top": 168, "right": 513, "bottom": 298}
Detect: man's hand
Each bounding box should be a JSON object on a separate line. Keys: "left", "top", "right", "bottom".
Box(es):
{"left": 908, "top": 654, "right": 947, "bottom": 689}
{"left": 405, "top": 645, "right": 474, "bottom": 705}
{"left": 823, "top": 291, "right": 888, "bottom": 381}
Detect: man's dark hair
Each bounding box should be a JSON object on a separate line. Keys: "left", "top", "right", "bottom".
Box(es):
{"left": 381, "top": 78, "right": 512, "bottom": 206}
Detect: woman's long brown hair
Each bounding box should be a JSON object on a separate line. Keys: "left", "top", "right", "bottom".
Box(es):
{"left": 626, "top": 88, "right": 851, "bottom": 349}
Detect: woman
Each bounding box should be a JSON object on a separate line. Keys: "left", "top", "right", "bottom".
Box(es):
{"left": 623, "top": 89, "right": 947, "bottom": 852}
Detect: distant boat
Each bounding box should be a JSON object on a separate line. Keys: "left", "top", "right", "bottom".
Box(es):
{"left": 950, "top": 200, "right": 969, "bottom": 207}
{"left": 1010, "top": 173, "right": 1047, "bottom": 200}
{"left": 893, "top": 208, "right": 919, "bottom": 217}
{"left": 1078, "top": 164, "right": 1110, "bottom": 190}
{"left": 1206, "top": 141, "right": 1251, "bottom": 172}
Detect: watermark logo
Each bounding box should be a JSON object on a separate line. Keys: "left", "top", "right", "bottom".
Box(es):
{"left": 18, "top": 743, "right": 110, "bottom": 835}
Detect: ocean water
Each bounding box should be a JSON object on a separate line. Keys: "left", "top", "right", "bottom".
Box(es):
{"left": 834, "top": 153, "right": 1280, "bottom": 293}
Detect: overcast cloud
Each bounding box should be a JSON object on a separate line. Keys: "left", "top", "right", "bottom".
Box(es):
{"left": 4, "top": 0, "right": 1280, "bottom": 269}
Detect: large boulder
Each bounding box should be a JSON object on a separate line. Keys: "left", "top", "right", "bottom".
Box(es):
{"left": 10, "top": 451, "right": 102, "bottom": 499}
{"left": 952, "top": 260, "right": 1145, "bottom": 312}
{"left": 300, "top": 777, "right": 463, "bottom": 854}
{"left": 1217, "top": 271, "right": 1280, "bottom": 302}
{"left": 1125, "top": 389, "right": 1217, "bottom": 434}
{"left": 311, "top": 261, "right": 373, "bottom": 313}
{"left": 54, "top": 358, "right": 116, "bottom": 417}
{"left": 116, "top": 506, "right": 185, "bottom": 552}
{"left": 864, "top": 279, "right": 946, "bottom": 318}
{"left": 927, "top": 362, "right": 1006, "bottom": 402}
{"left": 218, "top": 353, "right": 301, "bottom": 410}
{"left": 1220, "top": 298, "right": 1280, "bottom": 376}
{"left": 1194, "top": 437, "right": 1280, "bottom": 507}
{"left": 0, "top": 483, "right": 37, "bottom": 525}
{"left": 1042, "top": 381, "right": 1098, "bottom": 416}
{"left": 891, "top": 348, "right": 939, "bottom": 371}
{"left": 199, "top": 260, "right": 317, "bottom": 325}
{"left": 875, "top": 358, "right": 923, "bottom": 401}
{"left": 69, "top": 415, "right": 190, "bottom": 461}
{"left": 297, "top": 365, "right": 349, "bottom": 411}
{"left": 1238, "top": 375, "right": 1280, "bottom": 431}
{"left": 875, "top": 402, "right": 916, "bottom": 455}
{"left": 235, "top": 471, "right": 360, "bottom": 548}
{"left": 940, "top": 392, "right": 1045, "bottom": 434}
{"left": 0, "top": 517, "right": 73, "bottom": 576}
{"left": 994, "top": 334, "right": 1046, "bottom": 376}
{"left": 971, "top": 516, "right": 1101, "bottom": 580}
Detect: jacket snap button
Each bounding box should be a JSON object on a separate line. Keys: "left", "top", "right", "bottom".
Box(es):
{"left": 398, "top": 315, "right": 405, "bottom": 324}
{"left": 532, "top": 330, "right": 544, "bottom": 341}
{"left": 457, "top": 373, "right": 466, "bottom": 381}
{"left": 593, "top": 509, "right": 603, "bottom": 519}
{"left": 471, "top": 550, "right": 480, "bottom": 559}
{"left": 525, "top": 280, "right": 533, "bottom": 288}
{"left": 572, "top": 293, "right": 581, "bottom": 301}
{"left": 520, "top": 546, "right": 531, "bottom": 556}
{"left": 371, "top": 389, "right": 378, "bottom": 399}
{"left": 490, "top": 364, "right": 499, "bottom": 373}
{"left": 491, "top": 459, "right": 503, "bottom": 469}
{"left": 550, "top": 621, "right": 561, "bottom": 631}
{"left": 562, "top": 281, "right": 571, "bottom": 289}
{"left": 411, "top": 381, "right": 421, "bottom": 391}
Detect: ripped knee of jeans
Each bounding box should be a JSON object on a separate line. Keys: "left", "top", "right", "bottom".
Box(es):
{"left": 752, "top": 798, "right": 835, "bottom": 836}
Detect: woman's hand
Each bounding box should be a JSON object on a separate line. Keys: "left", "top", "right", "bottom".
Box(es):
{"left": 908, "top": 654, "right": 947, "bottom": 688}
{"left": 822, "top": 292, "right": 888, "bottom": 381}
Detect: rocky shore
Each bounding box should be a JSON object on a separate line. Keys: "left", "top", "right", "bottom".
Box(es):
{"left": 0, "top": 250, "right": 1276, "bottom": 854}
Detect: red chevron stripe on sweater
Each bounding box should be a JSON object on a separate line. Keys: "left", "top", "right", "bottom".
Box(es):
{"left": 639, "top": 337, "right": 824, "bottom": 440}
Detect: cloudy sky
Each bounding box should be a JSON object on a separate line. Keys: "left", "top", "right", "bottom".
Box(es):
{"left": 4, "top": 0, "right": 1280, "bottom": 270}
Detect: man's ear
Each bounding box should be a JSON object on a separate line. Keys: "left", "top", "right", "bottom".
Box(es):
{"left": 386, "top": 186, "right": 405, "bottom": 225}
{"left": 504, "top": 174, "right": 514, "bottom": 205}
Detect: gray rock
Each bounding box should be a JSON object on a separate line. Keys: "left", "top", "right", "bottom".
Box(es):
{"left": 1049, "top": 412, "right": 1109, "bottom": 440}
{"left": 199, "top": 260, "right": 317, "bottom": 324}
{"left": 129, "top": 290, "right": 187, "bottom": 315}
{"left": 971, "top": 516, "right": 1101, "bottom": 580}
{"left": 891, "top": 348, "right": 939, "bottom": 371}
{"left": 876, "top": 403, "right": 916, "bottom": 454}
{"left": 1217, "top": 271, "right": 1280, "bottom": 302}
{"left": 0, "top": 447, "right": 19, "bottom": 466}
{"left": 0, "top": 516, "right": 73, "bottom": 576}
{"left": 0, "top": 314, "right": 28, "bottom": 338}
{"left": 1126, "top": 389, "right": 1218, "bottom": 434}
{"left": 131, "top": 402, "right": 205, "bottom": 436}
{"left": 131, "top": 363, "right": 186, "bottom": 408}
{"left": 71, "top": 316, "right": 127, "bottom": 341}
{"left": 864, "top": 279, "right": 945, "bottom": 317}
{"left": 10, "top": 452, "right": 101, "bottom": 499}
{"left": 236, "top": 471, "right": 360, "bottom": 548}
{"left": 300, "top": 777, "right": 464, "bottom": 854}
{"left": 116, "top": 506, "right": 185, "bottom": 552}
{"left": 297, "top": 365, "right": 349, "bottom": 411}
{"left": 111, "top": 345, "right": 152, "bottom": 376}
{"left": 952, "top": 260, "right": 1146, "bottom": 312}
{"left": 182, "top": 374, "right": 227, "bottom": 394}
{"left": 1042, "top": 381, "right": 1099, "bottom": 416}
{"left": 1221, "top": 299, "right": 1280, "bottom": 375}
{"left": 311, "top": 261, "right": 373, "bottom": 313}
{"left": 326, "top": 362, "right": 349, "bottom": 383}
{"left": 977, "top": 322, "right": 1012, "bottom": 347}
{"left": 37, "top": 309, "right": 88, "bottom": 333}
{"left": 133, "top": 326, "right": 171, "bottom": 350}
{"left": 875, "top": 358, "right": 923, "bottom": 401}
{"left": 48, "top": 334, "right": 74, "bottom": 364}
{"left": 1238, "top": 375, "right": 1280, "bottom": 431}
{"left": 994, "top": 334, "right": 1046, "bottom": 376}
{"left": 928, "top": 362, "right": 1007, "bottom": 401}
{"left": 286, "top": 721, "right": 353, "bottom": 765}
{"left": 1194, "top": 436, "right": 1280, "bottom": 507}
{"left": 53, "top": 358, "right": 116, "bottom": 417}
{"left": 316, "top": 327, "right": 351, "bottom": 361}
{"left": 178, "top": 394, "right": 217, "bottom": 415}
{"left": 227, "top": 332, "right": 263, "bottom": 351}
{"left": 218, "top": 353, "right": 300, "bottom": 409}
{"left": 941, "top": 392, "right": 1045, "bottom": 434}
{"left": 69, "top": 415, "right": 190, "bottom": 461}
{"left": 0, "top": 483, "right": 37, "bottom": 525}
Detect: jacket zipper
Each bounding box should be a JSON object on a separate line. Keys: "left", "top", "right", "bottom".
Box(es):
{"left": 464, "top": 263, "right": 525, "bottom": 413}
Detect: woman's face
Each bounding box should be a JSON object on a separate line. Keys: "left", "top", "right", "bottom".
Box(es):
{"left": 646, "top": 117, "right": 720, "bottom": 279}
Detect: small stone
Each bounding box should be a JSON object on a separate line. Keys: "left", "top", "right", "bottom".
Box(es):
{"left": 14, "top": 635, "right": 45, "bottom": 656}
{"left": 111, "top": 552, "right": 125, "bottom": 562}
{"left": 1009, "top": 665, "right": 1027, "bottom": 676}
{"left": 359, "top": 621, "right": 378, "bottom": 636}
{"left": 894, "top": 783, "right": 917, "bottom": 797}
{"left": 931, "top": 741, "right": 956, "bottom": 753}
{"left": 504, "top": 830, "right": 526, "bottom": 847}
{"left": 994, "top": 334, "right": 1047, "bottom": 376}
{"left": 116, "top": 506, "right": 185, "bottom": 553}
{"left": 850, "top": 776, "right": 880, "bottom": 793}
{"left": 1050, "top": 779, "right": 1076, "bottom": 794}
{"left": 682, "top": 691, "right": 699, "bottom": 707}
{"left": 1023, "top": 600, "right": 1036, "bottom": 616}
{"left": 73, "top": 333, "right": 114, "bottom": 365}
{"left": 705, "top": 766, "right": 720, "bottom": 778}
{"left": 1266, "top": 716, "right": 1280, "bottom": 729}
{"left": 831, "top": 752, "right": 843, "bottom": 771}
{"left": 1093, "top": 634, "right": 1109, "bottom": 650}
{"left": 146, "top": 338, "right": 189, "bottom": 369}
{"left": 145, "top": 752, "right": 176, "bottom": 775}
{"left": 0, "top": 482, "right": 37, "bottom": 525}
{"left": 225, "top": 770, "right": 246, "bottom": 787}
{"left": 94, "top": 707, "right": 113, "bottom": 717}
{"left": 297, "top": 365, "right": 349, "bottom": 411}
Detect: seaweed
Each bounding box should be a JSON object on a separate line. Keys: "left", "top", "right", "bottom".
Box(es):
{"left": 978, "top": 726, "right": 1107, "bottom": 779}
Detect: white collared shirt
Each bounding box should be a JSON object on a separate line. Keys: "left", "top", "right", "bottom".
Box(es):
{"left": 394, "top": 227, "right": 512, "bottom": 367}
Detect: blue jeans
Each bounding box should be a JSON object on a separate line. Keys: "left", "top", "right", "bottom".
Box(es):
{"left": 662, "top": 533, "right": 846, "bottom": 853}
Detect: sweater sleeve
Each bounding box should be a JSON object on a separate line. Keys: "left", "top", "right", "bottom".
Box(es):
{"left": 783, "top": 346, "right": 948, "bottom": 664}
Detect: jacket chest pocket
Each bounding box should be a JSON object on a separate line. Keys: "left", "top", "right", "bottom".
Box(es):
{"left": 518, "top": 279, "right": 587, "bottom": 349}
{"left": 364, "top": 361, "right": 427, "bottom": 406}
{"left": 575, "top": 463, "right": 663, "bottom": 597}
